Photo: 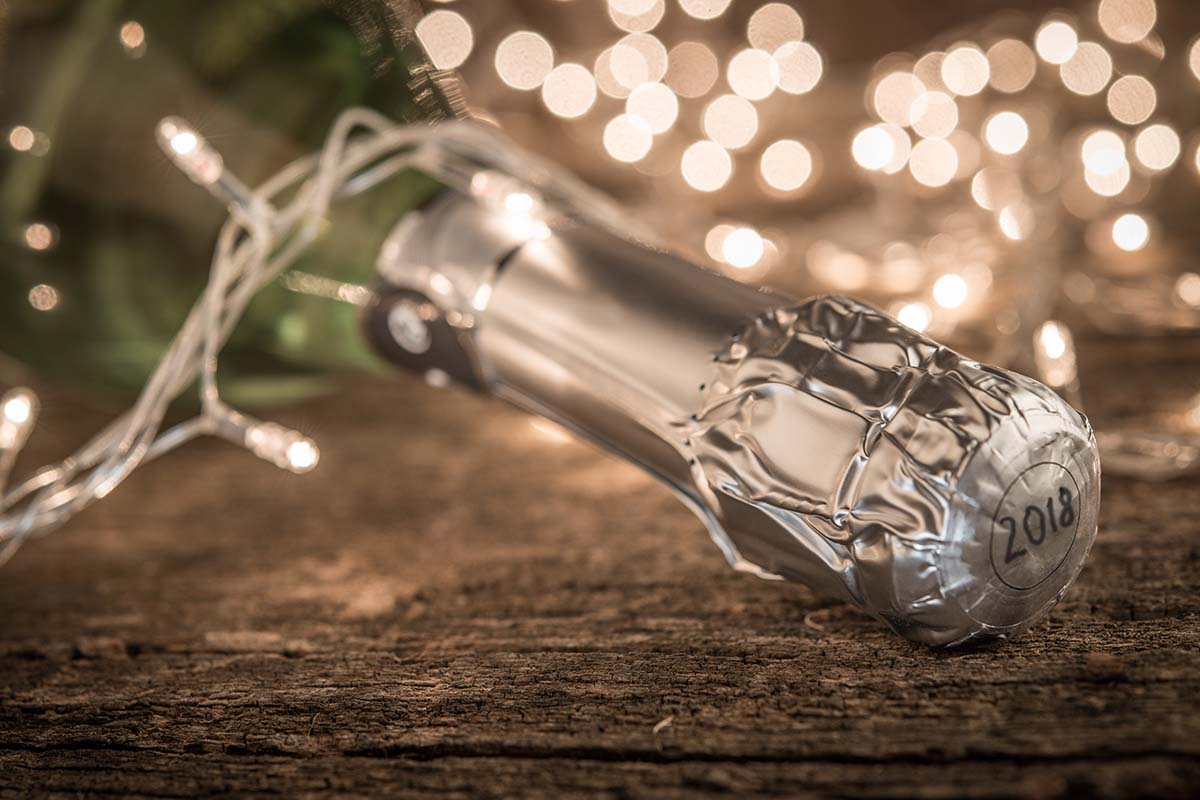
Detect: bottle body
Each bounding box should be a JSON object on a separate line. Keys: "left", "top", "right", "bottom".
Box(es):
{"left": 367, "top": 186, "right": 1100, "bottom": 646}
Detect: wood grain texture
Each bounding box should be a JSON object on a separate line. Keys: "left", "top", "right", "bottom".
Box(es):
{"left": 2, "top": 349, "right": 1199, "bottom": 798}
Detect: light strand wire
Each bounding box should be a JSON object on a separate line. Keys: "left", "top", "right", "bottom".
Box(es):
{"left": 0, "top": 107, "right": 639, "bottom": 567}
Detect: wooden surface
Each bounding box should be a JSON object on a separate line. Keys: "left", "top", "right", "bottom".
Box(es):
{"left": 2, "top": 350, "right": 1199, "bottom": 799}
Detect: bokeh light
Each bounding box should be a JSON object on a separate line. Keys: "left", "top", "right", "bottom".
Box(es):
{"left": 984, "top": 111, "right": 1029, "bottom": 155}
{"left": 681, "top": 140, "right": 733, "bottom": 192}
{"left": 542, "top": 64, "right": 597, "bottom": 118}
{"left": 873, "top": 72, "right": 925, "bottom": 127}
{"left": 28, "top": 284, "right": 59, "bottom": 312}
{"left": 703, "top": 94, "right": 758, "bottom": 150}
{"left": 910, "top": 91, "right": 958, "bottom": 139}
{"left": 748, "top": 4, "right": 805, "bottom": 52}
{"left": 773, "top": 41, "right": 822, "bottom": 95}
{"left": 1133, "top": 123, "right": 1180, "bottom": 171}
{"left": 1081, "top": 129, "right": 1126, "bottom": 175}
{"left": 665, "top": 42, "right": 718, "bottom": 98}
{"left": 1111, "top": 212, "right": 1150, "bottom": 251}
{"left": 7, "top": 126, "right": 34, "bottom": 152}
{"left": 415, "top": 10, "right": 473, "bottom": 70}
{"left": 1106, "top": 75, "right": 1156, "bottom": 125}
{"left": 760, "top": 139, "right": 813, "bottom": 191}
{"left": 1036, "top": 21, "right": 1079, "bottom": 65}
{"left": 897, "top": 302, "right": 931, "bottom": 332}
{"left": 1060, "top": 41, "right": 1113, "bottom": 96}
{"left": 933, "top": 273, "right": 969, "bottom": 309}
{"left": 23, "top": 223, "right": 54, "bottom": 251}
{"left": 727, "top": 48, "right": 777, "bottom": 100}
{"left": 987, "top": 39, "right": 1036, "bottom": 93}
{"left": 495, "top": 32, "right": 555, "bottom": 91}
{"left": 722, "top": 227, "right": 765, "bottom": 269}
{"left": 678, "top": 0, "right": 732, "bottom": 21}
{"left": 941, "top": 45, "right": 990, "bottom": 96}
{"left": 909, "top": 137, "right": 958, "bottom": 187}
{"left": 852, "top": 125, "right": 894, "bottom": 171}
{"left": 609, "top": 0, "right": 665, "bottom": 32}
{"left": 626, "top": 82, "right": 678, "bottom": 133}
{"left": 1097, "top": 0, "right": 1156, "bottom": 44}
{"left": 603, "top": 114, "right": 653, "bottom": 162}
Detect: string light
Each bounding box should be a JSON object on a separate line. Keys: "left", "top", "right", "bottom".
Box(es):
{"left": 1111, "top": 212, "right": 1150, "bottom": 251}
{"left": 726, "top": 48, "right": 777, "bottom": 101}
{"left": 747, "top": 4, "right": 804, "bottom": 52}
{"left": 1106, "top": 76, "right": 1156, "bottom": 125}
{"left": 932, "top": 273, "right": 969, "bottom": 309}
{"left": 896, "top": 302, "right": 931, "bottom": 332}
{"left": 27, "top": 285, "right": 59, "bottom": 311}
{"left": 760, "top": 140, "right": 813, "bottom": 192}
{"left": 414, "top": 10, "right": 473, "bottom": 70}
{"left": 722, "top": 227, "right": 764, "bottom": 269}
{"left": 703, "top": 94, "right": 758, "bottom": 150}
{"left": 984, "top": 111, "right": 1029, "bottom": 155}
{"left": 542, "top": 64, "right": 597, "bottom": 119}
{"left": 603, "top": 114, "right": 653, "bottom": 162}
{"left": 495, "top": 31, "right": 555, "bottom": 91}
{"left": 681, "top": 140, "right": 732, "bottom": 192}
{"left": 665, "top": 42, "right": 718, "bottom": 98}
{"left": 119, "top": 20, "right": 146, "bottom": 57}
{"left": 1133, "top": 123, "right": 1180, "bottom": 171}
{"left": 626, "top": 82, "right": 678, "bottom": 134}
{"left": 773, "top": 41, "right": 822, "bottom": 95}
{"left": 7, "top": 125, "right": 35, "bottom": 152}
{"left": 1035, "top": 21, "right": 1079, "bottom": 65}
{"left": 1060, "top": 41, "right": 1113, "bottom": 96}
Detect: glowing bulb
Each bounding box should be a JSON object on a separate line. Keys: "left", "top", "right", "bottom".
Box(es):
{"left": 678, "top": 0, "right": 732, "bottom": 21}
{"left": 541, "top": 63, "right": 597, "bottom": 118}
{"left": 626, "top": 82, "right": 678, "bottom": 134}
{"left": 156, "top": 117, "right": 224, "bottom": 186}
{"left": 681, "top": 140, "right": 732, "bottom": 192}
{"left": 909, "top": 138, "right": 958, "bottom": 187}
{"left": 1112, "top": 212, "right": 1149, "bottom": 251}
{"left": 1106, "top": 75, "right": 1155, "bottom": 125}
{"left": 119, "top": 20, "right": 145, "bottom": 54}
{"left": 1036, "top": 21, "right": 1079, "bottom": 65}
{"left": 1133, "top": 124, "right": 1180, "bottom": 171}
{"left": 665, "top": 41, "right": 718, "bottom": 98}
{"left": 773, "top": 41, "right": 822, "bottom": 95}
{"left": 2, "top": 393, "right": 32, "bottom": 426}
{"left": 727, "top": 48, "right": 778, "bottom": 100}
{"left": 987, "top": 39, "right": 1036, "bottom": 94}
{"left": 984, "top": 111, "right": 1029, "bottom": 155}
{"left": 8, "top": 125, "right": 35, "bottom": 152}
{"left": 504, "top": 192, "right": 536, "bottom": 216}
{"left": 722, "top": 227, "right": 764, "bottom": 269}
{"left": 703, "top": 94, "right": 758, "bottom": 150}
{"left": 852, "top": 126, "right": 894, "bottom": 171}
{"left": 910, "top": 91, "right": 959, "bottom": 139}
{"left": 941, "top": 45, "right": 990, "bottom": 96}
{"left": 286, "top": 439, "right": 320, "bottom": 473}
{"left": 28, "top": 284, "right": 59, "bottom": 311}
{"left": 603, "top": 114, "right": 653, "bottom": 163}
{"left": 1098, "top": 0, "right": 1156, "bottom": 44}
{"left": 415, "top": 10, "right": 473, "bottom": 70}
{"left": 1039, "top": 321, "right": 1068, "bottom": 360}
{"left": 1081, "top": 129, "right": 1125, "bottom": 176}
{"left": 897, "top": 303, "right": 931, "bottom": 332}
{"left": 760, "top": 139, "right": 813, "bottom": 192}
{"left": 748, "top": 3, "right": 804, "bottom": 52}
{"left": 23, "top": 222, "right": 54, "bottom": 251}
{"left": 1060, "top": 42, "right": 1113, "bottom": 96}
{"left": 873, "top": 72, "right": 925, "bottom": 127}
{"left": 933, "top": 273, "right": 969, "bottom": 309}
{"left": 495, "top": 31, "right": 554, "bottom": 90}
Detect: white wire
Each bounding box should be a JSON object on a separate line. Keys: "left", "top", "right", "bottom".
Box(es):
{"left": 0, "top": 108, "right": 631, "bottom": 567}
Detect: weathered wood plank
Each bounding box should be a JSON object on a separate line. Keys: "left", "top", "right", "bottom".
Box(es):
{"left": 2, "top": 352, "right": 1199, "bottom": 798}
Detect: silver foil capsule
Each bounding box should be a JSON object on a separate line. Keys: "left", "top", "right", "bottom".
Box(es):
{"left": 366, "top": 185, "right": 1101, "bottom": 647}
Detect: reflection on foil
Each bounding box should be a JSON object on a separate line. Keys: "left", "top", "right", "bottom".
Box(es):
{"left": 685, "top": 296, "right": 1101, "bottom": 646}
